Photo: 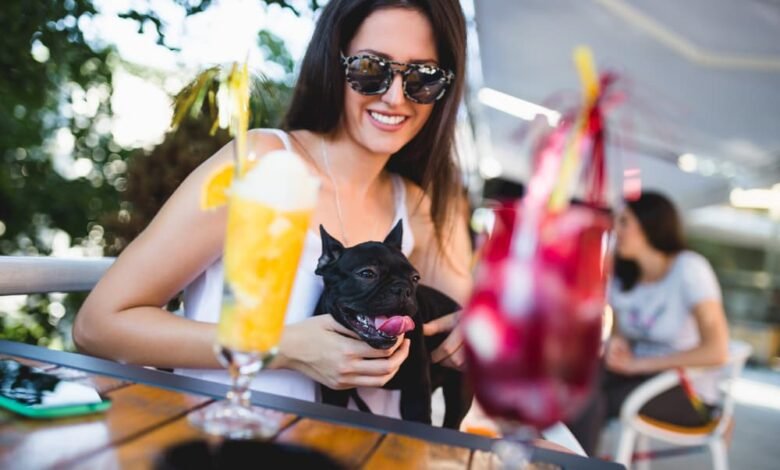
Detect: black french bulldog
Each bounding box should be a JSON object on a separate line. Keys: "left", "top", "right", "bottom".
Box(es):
{"left": 313, "top": 221, "right": 473, "bottom": 429}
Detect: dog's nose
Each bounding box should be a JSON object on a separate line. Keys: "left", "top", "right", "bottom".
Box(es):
{"left": 392, "top": 284, "right": 412, "bottom": 299}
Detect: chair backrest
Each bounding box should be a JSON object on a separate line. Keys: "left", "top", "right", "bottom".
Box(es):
{"left": 711, "top": 339, "right": 753, "bottom": 436}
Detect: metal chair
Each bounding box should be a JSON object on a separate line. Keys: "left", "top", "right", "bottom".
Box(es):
{"left": 614, "top": 340, "right": 752, "bottom": 470}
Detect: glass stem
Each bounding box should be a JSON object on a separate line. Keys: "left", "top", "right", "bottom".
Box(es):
{"left": 494, "top": 421, "right": 538, "bottom": 470}
{"left": 227, "top": 363, "right": 253, "bottom": 408}
{"left": 500, "top": 422, "right": 537, "bottom": 442}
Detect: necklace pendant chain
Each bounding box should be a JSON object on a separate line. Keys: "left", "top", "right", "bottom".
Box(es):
{"left": 321, "top": 137, "right": 350, "bottom": 246}
{"left": 320, "top": 137, "right": 382, "bottom": 247}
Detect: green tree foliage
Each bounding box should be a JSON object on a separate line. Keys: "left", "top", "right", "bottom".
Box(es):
{"left": 1, "top": 1, "right": 128, "bottom": 349}
{"left": 1, "top": 0, "right": 303, "bottom": 349}
{"left": 105, "top": 42, "right": 296, "bottom": 255}
{"left": 1, "top": 1, "right": 122, "bottom": 256}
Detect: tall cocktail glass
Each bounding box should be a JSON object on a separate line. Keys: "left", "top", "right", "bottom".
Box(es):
{"left": 190, "top": 151, "right": 319, "bottom": 439}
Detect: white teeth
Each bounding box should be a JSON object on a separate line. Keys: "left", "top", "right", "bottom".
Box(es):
{"left": 370, "top": 111, "right": 406, "bottom": 125}
{"left": 373, "top": 315, "right": 388, "bottom": 328}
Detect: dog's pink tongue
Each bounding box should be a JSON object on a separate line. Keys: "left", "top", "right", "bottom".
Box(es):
{"left": 374, "top": 315, "right": 415, "bottom": 336}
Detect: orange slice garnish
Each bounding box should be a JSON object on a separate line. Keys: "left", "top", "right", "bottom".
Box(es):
{"left": 200, "top": 162, "right": 235, "bottom": 210}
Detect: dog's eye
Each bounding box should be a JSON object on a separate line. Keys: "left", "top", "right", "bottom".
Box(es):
{"left": 412, "top": 274, "right": 421, "bottom": 283}
{"left": 357, "top": 269, "right": 377, "bottom": 279}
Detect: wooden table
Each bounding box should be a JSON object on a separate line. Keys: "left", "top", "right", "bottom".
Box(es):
{"left": 0, "top": 341, "right": 622, "bottom": 469}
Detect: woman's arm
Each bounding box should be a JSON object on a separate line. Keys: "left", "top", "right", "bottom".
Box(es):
{"left": 73, "top": 132, "right": 285, "bottom": 368}
{"left": 607, "top": 300, "right": 730, "bottom": 375}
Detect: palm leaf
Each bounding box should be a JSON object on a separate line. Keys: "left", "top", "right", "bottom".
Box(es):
{"left": 171, "top": 67, "right": 220, "bottom": 131}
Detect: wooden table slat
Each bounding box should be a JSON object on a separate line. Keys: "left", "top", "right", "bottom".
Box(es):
{"left": 78, "top": 407, "right": 297, "bottom": 470}
{"left": 363, "top": 433, "right": 471, "bottom": 470}
{"left": 276, "top": 417, "right": 384, "bottom": 468}
{"left": 0, "top": 383, "right": 210, "bottom": 469}
{"left": 470, "top": 449, "right": 501, "bottom": 470}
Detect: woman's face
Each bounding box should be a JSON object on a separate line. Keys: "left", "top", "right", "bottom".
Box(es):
{"left": 615, "top": 208, "right": 649, "bottom": 259}
{"left": 343, "top": 8, "right": 439, "bottom": 155}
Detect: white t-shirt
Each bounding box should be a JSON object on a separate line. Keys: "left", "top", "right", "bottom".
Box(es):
{"left": 609, "top": 251, "right": 723, "bottom": 403}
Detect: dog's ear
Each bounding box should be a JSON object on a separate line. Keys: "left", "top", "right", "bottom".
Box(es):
{"left": 383, "top": 220, "right": 403, "bottom": 251}
{"left": 315, "top": 225, "right": 345, "bottom": 275}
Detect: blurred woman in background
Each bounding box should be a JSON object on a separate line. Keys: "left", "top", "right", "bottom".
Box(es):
{"left": 569, "top": 191, "right": 730, "bottom": 455}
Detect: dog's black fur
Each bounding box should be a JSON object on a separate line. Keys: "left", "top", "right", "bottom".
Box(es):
{"left": 313, "top": 221, "right": 472, "bottom": 428}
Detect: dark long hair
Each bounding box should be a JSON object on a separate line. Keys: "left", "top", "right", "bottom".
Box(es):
{"left": 615, "top": 192, "right": 687, "bottom": 291}
{"left": 282, "top": 0, "right": 467, "bottom": 248}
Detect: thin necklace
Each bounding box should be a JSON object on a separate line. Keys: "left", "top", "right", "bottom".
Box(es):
{"left": 320, "top": 137, "right": 380, "bottom": 246}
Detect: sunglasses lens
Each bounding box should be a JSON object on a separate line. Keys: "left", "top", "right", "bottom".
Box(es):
{"left": 345, "top": 56, "right": 390, "bottom": 94}
{"left": 404, "top": 67, "right": 449, "bottom": 104}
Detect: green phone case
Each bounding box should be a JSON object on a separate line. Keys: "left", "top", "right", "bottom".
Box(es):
{"left": 0, "top": 393, "right": 112, "bottom": 419}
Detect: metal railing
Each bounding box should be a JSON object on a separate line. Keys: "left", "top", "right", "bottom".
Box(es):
{"left": 0, "top": 256, "right": 114, "bottom": 295}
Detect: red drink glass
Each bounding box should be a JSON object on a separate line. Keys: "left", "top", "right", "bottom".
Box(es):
{"left": 463, "top": 199, "right": 612, "bottom": 431}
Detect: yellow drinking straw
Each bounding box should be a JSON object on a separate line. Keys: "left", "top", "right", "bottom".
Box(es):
{"left": 226, "top": 61, "right": 251, "bottom": 178}
{"left": 548, "top": 46, "right": 600, "bottom": 212}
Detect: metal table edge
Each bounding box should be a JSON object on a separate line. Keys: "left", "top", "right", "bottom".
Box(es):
{"left": 0, "top": 340, "right": 623, "bottom": 469}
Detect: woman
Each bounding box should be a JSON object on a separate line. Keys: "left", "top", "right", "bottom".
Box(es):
{"left": 569, "top": 192, "right": 730, "bottom": 455}
{"left": 74, "top": 0, "right": 472, "bottom": 419}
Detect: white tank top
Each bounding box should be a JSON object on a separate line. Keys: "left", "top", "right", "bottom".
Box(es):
{"left": 178, "top": 129, "right": 415, "bottom": 418}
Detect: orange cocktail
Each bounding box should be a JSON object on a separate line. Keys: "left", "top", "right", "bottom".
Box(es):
{"left": 190, "top": 150, "right": 318, "bottom": 440}
{"left": 218, "top": 196, "right": 311, "bottom": 352}
{"left": 216, "top": 149, "right": 318, "bottom": 355}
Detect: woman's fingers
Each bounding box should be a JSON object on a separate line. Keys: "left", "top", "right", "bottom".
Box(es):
{"left": 328, "top": 340, "right": 410, "bottom": 389}
{"left": 288, "top": 316, "right": 412, "bottom": 390}
{"left": 431, "top": 326, "right": 463, "bottom": 364}
{"left": 347, "top": 339, "right": 410, "bottom": 376}
{"left": 341, "top": 373, "right": 398, "bottom": 388}
{"left": 606, "top": 349, "right": 623, "bottom": 367}
{"left": 438, "top": 343, "right": 466, "bottom": 370}
{"left": 424, "top": 312, "right": 465, "bottom": 369}
{"left": 606, "top": 347, "right": 631, "bottom": 373}
{"left": 349, "top": 334, "right": 406, "bottom": 358}
{"left": 609, "top": 336, "right": 630, "bottom": 353}
{"left": 423, "top": 312, "right": 459, "bottom": 336}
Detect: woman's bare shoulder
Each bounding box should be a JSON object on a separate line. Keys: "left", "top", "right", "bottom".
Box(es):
{"left": 182, "top": 129, "right": 298, "bottom": 215}
{"left": 247, "top": 128, "right": 290, "bottom": 151}
{"left": 248, "top": 128, "right": 322, "bottom": 176}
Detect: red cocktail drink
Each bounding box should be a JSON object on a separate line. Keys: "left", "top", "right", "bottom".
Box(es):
{"left": 463, "top": 200, "right": 612, "bottom": 430}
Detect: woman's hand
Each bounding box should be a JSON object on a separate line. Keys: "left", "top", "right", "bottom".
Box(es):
{"left": 605, "top": 336, "right": 645, "bottom": 375}
{"left": 424, "top": 312, "right": 464, "bottom": 370}
{"left": 274, "top": 315, "right": 410, "bottom": 390}
{"left": 605, "top": 300, "right": 729, "bottom": 375}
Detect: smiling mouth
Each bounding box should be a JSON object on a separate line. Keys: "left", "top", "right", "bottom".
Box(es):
{"left": 368, "top": 110, "right": 408, "bottom": 127}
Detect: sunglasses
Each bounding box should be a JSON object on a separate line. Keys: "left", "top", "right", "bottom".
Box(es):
{"left": 341, "top": 53, "right": 455, "bottom": 105}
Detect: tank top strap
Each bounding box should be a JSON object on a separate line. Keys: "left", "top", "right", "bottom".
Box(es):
{"left": 390, "top": 173, "right": 406, "bottom": 221}
{"left": 389, "top": 173, "right": 415, "bottom": 256}
{"left": 264, "top": 128, "right": 294, "bottom": 152}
